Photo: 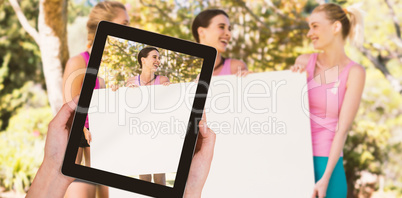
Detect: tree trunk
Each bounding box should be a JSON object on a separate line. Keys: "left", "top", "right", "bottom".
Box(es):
{"left": 38, "top": 0, "right": 68, "bottom": 115}
{"left": 9, "top": 0, "right": 68, "bottom": 115}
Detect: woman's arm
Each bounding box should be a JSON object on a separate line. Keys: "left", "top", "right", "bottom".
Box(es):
{"left": 160, "top": 76, "right": 171, "bottom": 86}
{"left": 231, "top": 59, "right": 253, "bottom": 77}
{"left": 230, "top": 59, "right": 247, "bottom": 72}
{"left": 62, "top": 55, "right": 86, "bottom": 103}
{"left": 291, "top": 54, "right": 311, "bottom": 73}
{"left": 312, "top": 65, "right": 366, "bottom": 197}
{"left": 98, "top": 77, "right": 106, "bottom": 89}
{"left": 230, "top": 59, "right": 247, "bottom": 74}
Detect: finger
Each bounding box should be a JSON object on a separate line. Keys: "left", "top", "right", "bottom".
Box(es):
{"left": 311, "top": 189, "right": 317, "bottom": 198}
{"left": 299, "top": 65, "right": 304, "bottom": 73}
{"left": 198, "top": 120, "right": 216, "bottom": 152}
{"left": 290, "top": 66, "right": 296, "bottom": 72}
{"left": 51, "top": 96, "right": 78, "bottom": 128}
{"left": 112, "top": 85, "right": 119, "bottom": 91}
{"left": 245, "top": 71, "right": 253, "bottom": 76}
{"left": 83, "top": 127, "right": 90, "bottom": 145}
{"left": 202, "top": 109, "right": 207, "bottom": 123}
{"left": 319, "top": 192, "right": 325, "bottom": 198}
{"left": 88, "top": 130, "right": 92, "bottom": 145}
{"left": 199, "top": 120, "right": 208, "bottom": 137}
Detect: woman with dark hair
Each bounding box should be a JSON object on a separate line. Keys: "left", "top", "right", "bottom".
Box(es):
{"left": 114, "top": 46, "right": 169, "bottom": 185}
{"left": 125, "top": 47, "right": 170, "bottom": 87}
{"left": 192, "top": 9, "right": 248, "bottom": 76}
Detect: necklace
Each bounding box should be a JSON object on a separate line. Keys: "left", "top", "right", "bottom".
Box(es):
{"left": 138, "top": 74, "right": 156, "bottom": 86}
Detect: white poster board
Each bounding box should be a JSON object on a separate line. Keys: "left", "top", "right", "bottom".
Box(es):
{"left": 89, "top": 71, "right": 315, "bottom": 197}
{"left": 202, "top": 71, "right": 315, "bottom": 197}
{"left": 89, "top": 83, "right": 196, "bottom": 175}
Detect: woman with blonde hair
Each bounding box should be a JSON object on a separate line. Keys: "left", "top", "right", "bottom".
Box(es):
{"left": 62, "top": 1, "right": 129, "bottom": 197}
{"left": 291, "top": 3, "right": 365, "bottom": 198}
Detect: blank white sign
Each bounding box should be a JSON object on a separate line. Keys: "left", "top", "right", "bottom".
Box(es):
{"left": 202, "top": 71, "right": 315, "bottom": 197}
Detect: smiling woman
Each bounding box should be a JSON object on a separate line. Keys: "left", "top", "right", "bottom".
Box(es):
{"left": 125, "top": 47, "right": 170, "bottom": 87}
{"left": 191, "top": 9, "right": 249, "bottom": 76}
{"left": 291, "top": 3, "right": 365, "bottom": 198}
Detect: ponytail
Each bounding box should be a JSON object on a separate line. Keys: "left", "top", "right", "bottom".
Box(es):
{"left": 345, "top": 4, "right": 365, "bottom": 47}
{"left": 313, "top": 3, "right": 365, "bottom": 47}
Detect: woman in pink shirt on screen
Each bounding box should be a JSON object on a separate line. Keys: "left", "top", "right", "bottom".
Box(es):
{"left": 291, "top": 3, "right": 365, "bottom": 198}
{"left": 117, "top": 46, "right": 170, "bottom": 185}
{"left": 125, "top": 47, "right": 170, "bottom": 87}
{"left": 192, "top": 9, "right": 248, "bottom": 76}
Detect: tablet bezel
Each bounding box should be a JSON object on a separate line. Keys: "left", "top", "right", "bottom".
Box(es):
{"left": 61, "top": 21, "right": 216, "bottom": 198}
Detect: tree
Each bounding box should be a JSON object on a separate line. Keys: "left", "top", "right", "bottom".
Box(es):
{"left": 0, "top": 0, "right": 43, "bottom": 130}
{"left": 129, "top": 0, "right": 310, "bottom": 72}
{"left": 351, "top": 0, "right": 402, "bottom": 96}
{"left": 8, "top": 0, "right": 68, "bottom": 115}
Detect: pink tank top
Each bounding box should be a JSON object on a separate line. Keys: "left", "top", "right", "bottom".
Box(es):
{"left": 81, "top": 51, "right": 100, "bottom": 128}
{"left": 217, "top": 58, "right": 232, "bottom": 75}
{"left": 132, "top": 75, "right": 161, "bottom": 86}
{"left": 306, "top": 53, "right": 355, "bottom": 157}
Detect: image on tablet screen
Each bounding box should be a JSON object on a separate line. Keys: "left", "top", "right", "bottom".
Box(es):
{"left": 77, "top": 35, "right": 204, "bottom": 187}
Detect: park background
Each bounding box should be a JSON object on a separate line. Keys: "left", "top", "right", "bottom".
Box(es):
{"left": 0, "top": 0, "right": 401, "bottom": 197}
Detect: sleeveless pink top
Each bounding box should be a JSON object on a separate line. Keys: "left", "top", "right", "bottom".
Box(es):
{"left": 81, "top": 51, "right": 100, "bottom": 128}
{"left": 217, "top": 58, "right": 232, "bottom": 76}
{"left": 306, "top": 53, "right": 355, "bottom": 157}
{"left": 132, "top": 75, "right": 161, "bottom": 86}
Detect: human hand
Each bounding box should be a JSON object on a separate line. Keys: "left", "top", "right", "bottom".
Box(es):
{"left": 83, "top": 127, "right": 92, "bottom": 145}
{"left": 236, "top": 70, "right": 253, "bottom": 77}
{"left": 183, "top": 119, "right": 216, "bottom": 198}
{"left": 27, "top": 97, "right": 79, "bottom": 197}
{"left": 290, "top": 64, "right": 306, "bottom": 73}
{"left": 126, "top": 81, "right": 139, "bottom": 88}
{"left": 44, "top": 97, "right": 78, "bottom": 182}
{"left": 162, "top": 82, "right": 171, "bottom": 86}
{"left": 111, "top": 84, "right": 120, "bottom": 91}
{"left": 311, "top": 178, "right": 329, "bottom": 198}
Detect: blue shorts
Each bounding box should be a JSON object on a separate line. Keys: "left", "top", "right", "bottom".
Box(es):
{"left": 313, "top": 156, "right": 347, "bottom": 198}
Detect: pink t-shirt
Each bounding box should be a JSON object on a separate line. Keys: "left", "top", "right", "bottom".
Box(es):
{"left": 217, "top": 58, "right": 232, "bottom": 76}
{"left": 132, "top": 75, "right": 161, "bottom": 86}
{"left": 306, "top": 53, "right": 355, "bottom": 157}
{"left": 81, "top": 51, "right": 100, "bottom": 129}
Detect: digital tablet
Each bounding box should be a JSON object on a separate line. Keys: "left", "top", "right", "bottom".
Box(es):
{"left": 62, "top": 21, "right": 216, "bottom": 198}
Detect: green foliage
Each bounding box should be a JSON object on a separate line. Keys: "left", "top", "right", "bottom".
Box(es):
{"left": 0, "top": 128, "right": 46, "bottom": 192}
{"left": 67, "top": 0, "right": 91, "bottom": 23}
{"left": 344, "top": 68, "right": 402, "bottom": 196}
{"left": 0, "top": 0, "right": 43, "bottom": 130}
{"left": 0, "top": 82, "right": 52, "bottom": 193}
{"left": 126, "top": 0, "right": 313, "bottom": 72}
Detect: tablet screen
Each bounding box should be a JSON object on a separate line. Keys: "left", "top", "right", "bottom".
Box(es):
{"left": 78, "top": 35, "right": 204, "bottom": 188}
